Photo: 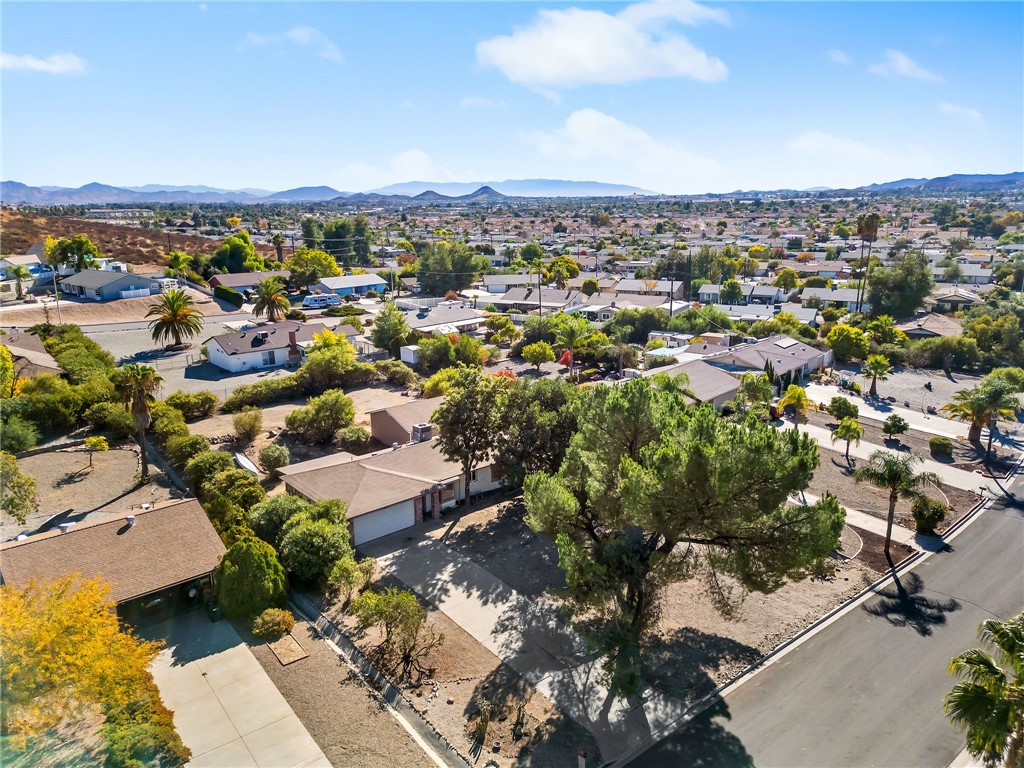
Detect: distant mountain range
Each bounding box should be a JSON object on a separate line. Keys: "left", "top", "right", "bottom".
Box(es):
{"left": 1, "top": 172, "right": 1020, "bottom": 205}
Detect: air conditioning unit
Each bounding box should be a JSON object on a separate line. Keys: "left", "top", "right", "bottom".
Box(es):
{"left": 411, "top": 423, "right": 433, "bottom": 442}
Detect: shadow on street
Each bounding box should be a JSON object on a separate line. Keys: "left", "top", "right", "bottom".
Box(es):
{"left": 863, "top": 571, "right": 960, "bottom": 636}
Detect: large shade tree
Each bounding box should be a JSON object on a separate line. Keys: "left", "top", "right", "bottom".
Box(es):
{"left": 53, "top": 235, "right": 101, "bottom": 273}
{"left": 111, "top": 364, "right": 163, "bottom": 481}
{"left": 146, "top": 289, "right": 204, "bottom": 347}
{"left": 524, "top": 379, "right": 844, "bottom": 696}
{"left": 944, "top": 614, "right": 1024, "bottom": 768}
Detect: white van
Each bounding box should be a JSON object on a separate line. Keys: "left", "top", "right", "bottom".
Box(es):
{"left": 302, "top": 293, "right": 341, "bottom": 308}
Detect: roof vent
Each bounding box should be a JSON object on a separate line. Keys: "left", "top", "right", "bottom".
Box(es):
{"left": 57, "top": 522, "right": 76, "bottom": 533}
{"left": 126, "top": 514, "right": 136, "bottom": 527}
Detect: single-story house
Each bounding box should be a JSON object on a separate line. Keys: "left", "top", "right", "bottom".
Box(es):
{"left": 930, "top": 265, "right": 994, "bottom": 285}
{"left": 0, "top": 330, "right": 62, "bottom": 378}
{"left": 572, "top": 292, "right": 679, "bottom": 322}
{"left": 925, "top": 287, "right": 985, "bottom": 313}
{"left": 706, "top": 335, "right": 832, "bottom": 382}
{"left": 311, "top": 274, "right": 388, "bottom": 296}
{"left": 205, "top": 321, "right": 327, "bottom": 373}
{"left": 699, "top": 283, "right": 787, "bottom": 305}
{"left": 482, "top": 274, "right": 535, "bottom": 294}
{"left": 614, "top": 279, "right": 685, "bottom": 298}
{"left": 208, "top": 270, "right": 291, "bottom": 293}
{"left": 489, "top": 287, "right": 583, "bottom": 313}
{"left": 800, "top": 286, "right": 866, "bottom": 312}
{"left": 404, "top": 303, "right": 485, "bottom": 336}
{"left": 58, "top": 270, "right": 162, "bottom": 301}
{"left": 1, "top": 253, "right": 54, "bottom": 286}
{"left": 368, "top": 396, "right": 445, "bottom": 446}
{"left": 280, "top": 436, "right": 503, "bottom": 546}
{"left": 895, "top": 313, "right": 964, "bottom": 339}
{"left": 400, "top": 277, "right": 420, "bottom": 294}
{"left": 567, "top": 274, "right": 619, "bottom": 293}
{"left": 643, "top": 359, "right": 741, "bottom": 410}
{"left": 0, "top": 500, "right": 225, "bottom": 607}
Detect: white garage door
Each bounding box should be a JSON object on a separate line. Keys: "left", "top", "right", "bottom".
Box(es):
{"left": 352, "top": 501, "right": 416, "bottom": 546}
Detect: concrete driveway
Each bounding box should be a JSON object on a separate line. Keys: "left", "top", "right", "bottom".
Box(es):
{"left": 142, "top": 609, "right": 329, "bottom": 768}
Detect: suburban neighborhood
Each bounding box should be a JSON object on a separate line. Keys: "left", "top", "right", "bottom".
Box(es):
{"left": 1, "top": 2, "right": 1022, "bottom": 767}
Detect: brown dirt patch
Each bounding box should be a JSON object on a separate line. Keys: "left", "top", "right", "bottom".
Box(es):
{"left": 848, "top": 525, "right": 915, "bottom": 573}
{"left": 321, "top": 578, "right": 599, "bottom": 768}
{"left": 247, "top": 618, "right": 436, "bottom": 768}
{"left": 0, "top": 210, "right": 274, "bottom": 265}
{"left": 808, "top": 446, "right": 980, "bottom": 533}
{"left": 3, "top": 445, "right": 176, "bottom": 540}
{"left": 0, "top": 290, "right": 231, "bottom": 327}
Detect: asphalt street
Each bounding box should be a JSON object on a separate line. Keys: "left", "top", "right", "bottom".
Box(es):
{"left": 632, "top": 473, "right": 1024, "bottom": 768}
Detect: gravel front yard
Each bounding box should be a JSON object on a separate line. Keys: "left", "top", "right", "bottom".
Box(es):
{"left": 0, "top": 290, "right": 232, "bottom": 327}
{"left": 833, "top": 365, "right": 987, "bottom": 414}
{"left": 246, "top": 619, "right": 437, "bottom": 768}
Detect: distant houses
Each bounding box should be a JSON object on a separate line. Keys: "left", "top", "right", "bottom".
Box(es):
{"left": 310, "top": 274, "right": 388, "bottom": 296}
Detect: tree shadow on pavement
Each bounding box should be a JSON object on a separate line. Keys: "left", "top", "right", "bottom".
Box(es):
{"left": 862, "top": 571, "right": 960, "bottom": 636}
{"left": 644, "top": 628, "right": 760, "bottom": 702}
{"left": 627, "top": 699, "right": 754, "bottom": 768}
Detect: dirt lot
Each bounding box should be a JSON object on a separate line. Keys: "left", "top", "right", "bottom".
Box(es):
{"left": 832, "top": 365, "right": 987, "bottom": 414}
{"left": 0, "top": 290, "right": 233, "bottom": 327}
{"left": 807, "top": 445, "right": 981, "bottom": 532}
{"left": 0, "top": 210, "right": 275, "bottom": 265}
{"left": 2, "top": 444, "right": 177, "bottom": 539}
{"left": 246, "top": 618, "right": 436, "bottom": 768}
{"left": 320, "top": 578, "right": 599, "bottom": 768}
{"left": 437, "top": 498, "right": 878, "bottom": 709}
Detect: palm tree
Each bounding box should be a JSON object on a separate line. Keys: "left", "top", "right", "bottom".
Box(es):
{"left": 942, "top": 382, "right": 1020, "bottom": 457}
{"left": 735, "top": 371, "right": 773, "bottom": 413}
{"left": 250, "top": 277, "right": 290, "bottom": 322}
{"left": 855, "top": 212, "right": 882, "bottom": 312}
{"left": 271, "top": 233, "right": 286, "bottom": 263}
{"left": 854, "top": 451, "right": 940, "bottom": 567}
{"left": 862, "top": 354, "right": 893, "bottom": 399}
{"left": 944, "top": 614, "right": 1024, "bottom": 768}
{"left": 7, "top": 265, "right": 32, "bottom": 300}
{"left": 832, "top": 417, "right": 864, "bottom": 463}
{"left": 111, "top": 364, "right": 163, "bottom": 482}
{"left": 554, "top": 318, "right": 594, "bottom": 381}
{"left": 146, "top": 289, "right": 205, "bottom": 348}
{"left": 778, "top": 384, "right": 816, "bottom": 428}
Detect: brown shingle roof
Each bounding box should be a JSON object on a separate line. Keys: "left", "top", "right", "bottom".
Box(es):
{"left": 0, "top": 500, "right": 225, "bottom": 603}
{"left": 367, "top": 396, "right": 445, "bottom": 434}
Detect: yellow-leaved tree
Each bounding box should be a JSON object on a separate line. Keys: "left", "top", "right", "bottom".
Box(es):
{"left": 0, "top": 576, "right": 190, "bottom": 766}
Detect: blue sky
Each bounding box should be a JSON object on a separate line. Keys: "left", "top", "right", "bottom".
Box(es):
{"left": 2, "top": 1, "right": 1021, "bottom": 194}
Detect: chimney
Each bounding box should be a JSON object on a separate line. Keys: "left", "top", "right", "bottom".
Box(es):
{"left": 288, "top": 330, "right": 298, "bottom": 355}
{"left": 126, "top": 515, "right": 136, "bottom": 527}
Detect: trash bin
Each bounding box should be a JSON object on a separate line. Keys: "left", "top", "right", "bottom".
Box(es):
{"left": 205, "top": 598, "right": 221, "bottom": 623}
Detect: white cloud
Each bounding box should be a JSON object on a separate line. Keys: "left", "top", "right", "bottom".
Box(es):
{"left": 242, "top": 25, "right": 343, "bottom": 63}
{"left": 0, "top": 52, "right": 86, "bottom": 75}
{"left": 477, "top": 2, "right": 728, "bottom": 89}
{"left": 521, "top": 108, "right": 725, "bottom": 193}
{"left": 459, "top": 96, "right": 507, "bottom": 109}
{"left": 338, "top": 149, "right": 465, "bottom": 190}
{"left": 868, "top": 49, "right": 942, "bottom": 82}
{"left": 787, "top": 131, "right": 890, "bottom": 164}
{"left": 939, "top": 102, "right": 982, "bottom": 122}
{"left": 828, "top": 49, "right": 850, "bottom": 65}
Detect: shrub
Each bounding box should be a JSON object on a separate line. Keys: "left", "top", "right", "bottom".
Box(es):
{"left": 31, "top": 323, "right": 115, "bottom": 384}
{"left": 324, "top": 305, "right": 367, "bottom": 317}
{"left": 826, "top": 396, "right": 859, "bottom": 422}
{"left": 278, "top": 517, "right": 353, "bottom": 584}
{"left": 259, "top": 444, "right": 290, "bottom": 477}
{"left": 248, "top": 493, "right": 308, "bottom": 546}
{"left": 1, "top": 416, "right": 40, "bottom": 453}
{"left": 911, "top": 496, "right": 947, "bottom": 535}
{"left": 84, "top": 401, "right": 135, "bottom": 438}
{"left": 233, "top": 408, "right": 263, "bottom": 445}
{"left": 285, "top": 309, "right": 307, "bottom": 322}
{"left": 251, "top": 608, "right": 295, "bottom": 640}
{"left": 646, "top": 355, "right": 676, "bottom": 369}
{"left": 217, "top": 535, "right": 288, "bottom": 619}
{"left": 904, "top": 336, "right": 981, "bottom": 371}
{"left": 521, "top": 341, "right": 556, "bottom": 370}
{"left": 285, "top": 390, "right": 354, "bottom": 444}
{"left": 296, "top": 345, "right": 358, "bottom": 394}
{"left": 336, "top": 425, "right": 371, "bottom": 454}
{"left": 164, "top": 434, "right": 211, "bottom": 466}
{"left": 929, "top": 436, "right": 954, "bottom": 457}
{"left": 222, "top": 374, "right": 304, "bottom": 411}
{"left": 202, "top": 468, "right": 266, "bottom": 510}
{"left": 373, "top": 359, "right": 418, "bottom": 387}
{"left": 150, "top": 405, "right": 189, "bottom": 447}
{"left": 327, "top": 556, "right": 376, "bottom": 605}
{"left": 183, "top": 450, "right": 233, "bottom": 489}
{"left": 421, "top": 367, "right": 463, "bottom": 398}
{"left": 850, "top": 382, "right": 862, "bottom": 394}
{"left": 165, "top": 391, "right": 218, "bottom": 421}
{"left": 365, "top": 289, "right": 379, "bottom": 298}
{"left": 214, "top": 285, "right": 244, "bottom": 308}
{"left": 882, "top": 414, "right": 910, "bottom": 439}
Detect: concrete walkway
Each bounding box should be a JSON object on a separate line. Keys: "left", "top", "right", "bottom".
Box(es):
{"left": 364, "top": 536, "right": 687, "bottom": 764}
{"left": 805, "top": 383, "right": 967, "bottom": 439}
{"left": 143, "top": 610, "right": 329, "bottom": 768}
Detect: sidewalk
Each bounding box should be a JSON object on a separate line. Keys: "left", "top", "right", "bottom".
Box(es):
{"left": 364, "top": 536, "right": 687, "bottom": 764}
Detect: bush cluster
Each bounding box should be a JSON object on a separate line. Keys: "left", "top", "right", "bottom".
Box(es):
{"left": 250, "top": 608, "right": 295, "bottom": 640}
{"left": 911, "top": 496, "right": 947, "bottom": 535}
{"left": 165, "top": 391, "right": 218, "bottom": 421}
{"left": 929, "top": 436, "right": 954, "bottom": 457}
{"left": 213, "top": 285, "right": 244, "bottom": 308}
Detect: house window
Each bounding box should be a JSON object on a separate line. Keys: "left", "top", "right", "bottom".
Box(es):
{"left": 440, "top": 483, "right": 456, "bottom": 502}
{"left": 261, "top": 350, "right": 276, "bottom": 366}
{"left": 471, "top": 469, "right": 478, "bottom": 483}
